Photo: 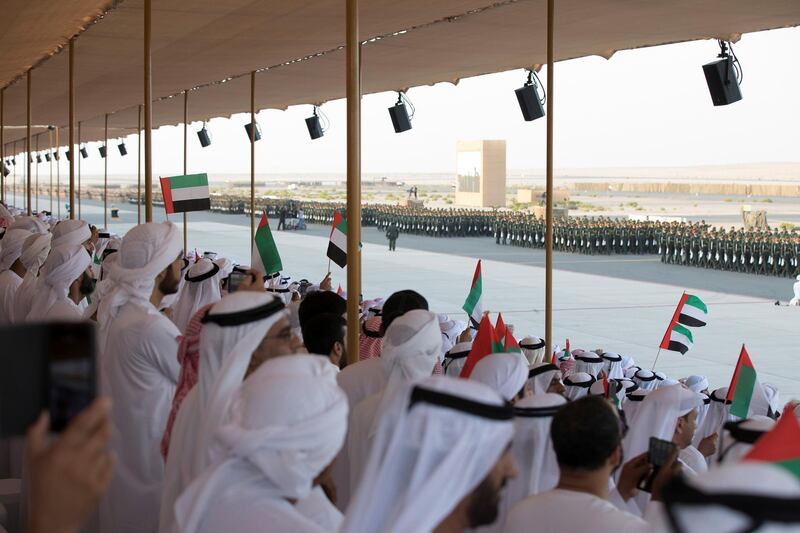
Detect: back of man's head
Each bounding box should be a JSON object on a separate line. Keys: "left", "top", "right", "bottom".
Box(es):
{"left": 381, "top": 290, "right": 429, "bottom": 334}
{"left": 299, "top": 290, "right": 346, "bottom": 328}
{"left": 302, "top": 312, "right": 345, "bottom": 357}
{"left": 551, "top": 396, "right": 621, "bottom": 471}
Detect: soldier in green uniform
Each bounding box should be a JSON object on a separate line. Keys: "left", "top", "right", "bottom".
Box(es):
{"left": 386, "top": 223, "right": 399, "bottom": 251}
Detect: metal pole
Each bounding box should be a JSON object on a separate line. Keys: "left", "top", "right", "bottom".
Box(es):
{"left": 13, "top": 141, "right": 16, "bottom": 207}
{"left": 144, "top": 0, "right": 153, "bottom": 222}
{"left": 56, "top": 127, "right": 61, "bottom": 218}
{"left": 345, "top": 0, "right": 361, "bottom": 365}
{"left": 69, "top": 39, "right": 75, "bottom": 220}
{"left": 0, "top": 88, "right": 4, "bottom": 204}
{"left": 183, "top": 90, "right": 188, "bottom": 251}
{"left": 104, "top": 113, "right": 108, "bottom": 227}
{"left": 544, "top": 0, "right": 555, "bottom": 360}
{"left": 137, "top": 105, "right": 142, "bottom": 224}
{"left": 249, "top": 71, "right": 255, "bottom": 242}
{"left": 26, "top": 70, "right": 32, "bottom": 215}
{"left": 48, "top": 128, "right": 53, "bottom": 213}
{"left": 78, "top": 121, "right": 81, "bottom": 219}
{"left": 35, "top": 133, "right": 39, "bottom": 212}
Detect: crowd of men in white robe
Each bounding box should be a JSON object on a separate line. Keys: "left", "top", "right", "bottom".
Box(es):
{"left": 0, "top": 206, "right": 798, "bottom": 533}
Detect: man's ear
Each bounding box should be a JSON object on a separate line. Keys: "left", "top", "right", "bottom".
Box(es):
{"left": 610, "top": 444, "right": 623, "bottom": 468}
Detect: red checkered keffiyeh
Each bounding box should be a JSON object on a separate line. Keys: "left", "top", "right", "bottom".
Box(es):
{"left": 359, "top": 316, "right": 384, "bottom": 360}
{"left": 160, "top": 303, "right": 213, "bottom": 460}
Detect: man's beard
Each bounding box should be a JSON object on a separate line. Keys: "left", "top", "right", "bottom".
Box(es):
{"left": 159, "top": 268, "right": 181, "bottom": 295}
{"left": 79, "top": 273, "right": 95, "bottom": 296}
{"left": 466, "top": 475, "right": 505, "bottom": 528}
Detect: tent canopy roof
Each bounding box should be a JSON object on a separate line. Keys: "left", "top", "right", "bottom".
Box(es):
{"left": 2, "top": 0, "right": 799, "bottom": 148}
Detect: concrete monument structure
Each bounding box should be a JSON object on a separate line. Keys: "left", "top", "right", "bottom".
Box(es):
{"left": 455, "top": 140, "right": 506, "bottom": 208}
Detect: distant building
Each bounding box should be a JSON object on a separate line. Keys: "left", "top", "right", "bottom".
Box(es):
{"left": 455, "top": 140, "right": 506, "bottom": 208}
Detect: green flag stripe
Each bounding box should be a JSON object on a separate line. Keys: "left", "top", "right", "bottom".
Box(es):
{"left": 672, "top": 323, "right": 693, "bottom": 343}
{"left": 462, "top": 276, "right": 482, "bottom": 315}
{"left": 776, "top": 458, "right": 800, "bottom": 479}
{"left": 255, "top": 227, "right": 282, "bottom": 274}
{"left": 169, "top": 173, "right": 208, "bottom": 189}
{"left": 730, "top": 363, "right": 757, "bottom": 418}
{"left": 685, "top": 294, "right": 708, "bottom": 313}
{"left": 335, "top": 217, "right": 347, "bottom": 234}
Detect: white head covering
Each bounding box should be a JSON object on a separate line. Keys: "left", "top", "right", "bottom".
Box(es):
{"left": 470, "top": 352, "right": 529, "bottom": 402}
{"left": 601, "top": 352, "right": 625, "bottom": 379}
{"left": 659, "top": 463, "right": 800, "bottom": 533}
{"left": 623, "top": 384, "right": 705, "bottom": 460}
{"left": 0, "top": 228, "right": 32, "bottom": 270}
{"left": 98, "top": 222, "right": 182, "bottom": 335}
{"left": 27, "top": 243, "right": 91, "bottom": 320}
{"left": 337, "top": 358, "right": 388, "bottom": 408}
{"left": 172, "top": 258, "right": 224, "bottom": 334}
{"left": 589, "top": 378, "right": 627, "bottom": 406}
{"left": 519, "top": 336, "right": 546, "bottom": 366}
{"left": 51, "top": 219, "right": 91, "bottom": 247}
{"left": 633, "top": 369, "right": 659, "bottom": 391}
{"left": 442, "top": 340, "right": 472, "bottom": 376}
{"left": 684, "top": 375, "right": 710, "bottom": 393}
{"left": 694, "top": 387, "right": 733, "bottom": 447}
{"left": 574, "top": 352, "right": 605, "bottom": 377}
{"left": 504, "top": 393, "right": 565, "bottom": 508}
{"left": 341, "top": 376, "right": 514, "bottom": 533}
{"left": 563, "top": 372, "right": 595, "bottom": 401}
{"left": 528, "top": 362, "right": 561, "bottom": 395}
{"left": 622, "top": 388, "right": 650, "bottom": 422}
{"left": 174, "top": 355, "right": 348, "bottom": 533}
{"left": 620, "top": 355, "right": 636, "bottom": 370}
{"left": 762, "top": 383, "right": 782, "bottom": 417}
{"left": 9, "top": 215, "right": 48, "bottom": 234}
{"left": 716, "top": 416, "right": 775, "bottom": 467}
{"left": 12, "top": 232, "right": 54, "bottom": 322}
{"left": 380, "top": 309, "right": 442, "bottom": 392}
{"left": 438, "top": 314, "right": 466, "bottom": 356}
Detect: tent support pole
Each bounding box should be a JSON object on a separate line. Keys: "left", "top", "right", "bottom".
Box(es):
{"left": 26, "top": 70, "right": 31, "bottom": 215}
{"left": 137, "top": 105, "right": 142, "bottom": 224}
{"left": 69, "top": 39, "right": 75, "bottom": 220}
{"left": 183, "top": 90, "right": 188, "bottom": 252}
{"left": 249, "top": 71, "right": 255, "bottom": 243}
{"left": 104, "top": 113, "right": 108, "bottom": 227}
{"left": 55, "top": 127, "right": 60, "bottom": 218}
{"left": 1, "top": 88, "right": 4, "bottom": 204}
{"left": 346, "top": 0, "right": 361, "bottom": 365}
{"left": 48, "top": 128, "right": 53, "bottom": 213}
{"left": 144, "top": 0, "right": 153, "bottom": 222}
{"left": 544, "top": 0, "right": 555, "bottom": 361}
{"left": 35, "top": 134, "right": 39, "bottom": 212}
{"left": 78, "top": 121, "right": 82, "bottom": 219}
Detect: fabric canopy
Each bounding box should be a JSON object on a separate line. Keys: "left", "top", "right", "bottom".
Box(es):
{"left": 2, "top": 0, "right": 799, "bottom": 149}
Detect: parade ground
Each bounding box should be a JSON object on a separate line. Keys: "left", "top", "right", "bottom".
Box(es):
{"left": 25, "top": 192, "right": 798, "bottom": 399}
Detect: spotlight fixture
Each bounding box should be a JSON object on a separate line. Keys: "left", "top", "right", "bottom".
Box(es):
{"left": 53, "top": 151, "right": 59, "bottom": 161}
{"left": 99, "top": 145, "right": 107, "bottom": 158}
{"left": 244, "top": 121, "right": 262, "bottom": 142}
{"left": 703, "top": 40, "right": 743, "bottom": 106}
{"left": 515, "top": 69, "right": 546, "bottom": 122}
{"left": 118, "top": 141, "right": 128, "bottom": 156}
{"left": 10, "top": 157, "right": 15, "bottom": 165}
{"left": 36, "top": 153, "right": 42, "bottom": 163}
{"left": 45, "top": 153, "right": 51, "bottom": 162}
{"left": 80, "top": 146, "right": 88, "bottom": 159}
{"left": 29, "top": 155, "right": 34, "bottom": 164}
{"left": 2, "top": 163, "right": 9, "bottom": 177}
{"left": 65, "top": 150, "right": 71, "bottom": 161}
{"left": 388, "top": 91, "right": 414, "bottom": 133}
{"left": 197, "top": 123, "right": 212, "bottom": 147}
{"left": 305, "top": 106, "right": 329, "bottom": 140}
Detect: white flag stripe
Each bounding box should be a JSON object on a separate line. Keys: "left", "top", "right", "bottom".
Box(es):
{"left": 171, "top": 185, "right": 209, "bottom": 202}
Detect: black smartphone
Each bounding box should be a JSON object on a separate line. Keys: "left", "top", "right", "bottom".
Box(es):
{"left": 227, "top": 269, "right": 254, "bottom": 293}
{"left": 98, "top": 232, "right": 111, "bottom": 239}
{"left": 0, "top": 322, "right": 96, "bottom": 437}
{"left": 638, "top": 436, "right": 676, "bottom": 492}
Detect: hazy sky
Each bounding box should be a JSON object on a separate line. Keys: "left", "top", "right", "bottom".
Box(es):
{"left": 64, "top": 27, "right": 800, "bottom": 178}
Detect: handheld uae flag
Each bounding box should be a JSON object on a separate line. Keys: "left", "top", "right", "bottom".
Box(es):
{"left": 504, "top": 332, "right": 522, "bottom": 354}
{"left": 462, "top": 260, "right": 484, "bottom": 329}
{"left": 658, "top": 292, "right": 708, "bottom": 354}
{"left": 251, "top": 211, "right": 283, "bottom": 276}
{"left": 159, "top": 173, "right": 211, "bottom": 214}
{"left": 495, "top": 313, "right": 508, "bottom": 345}
{"left": 459, "top": 315, "right": 504, "bottom": 378}
{"left": 327, "top": 210, "right": 348, "bottom": 268}
{"left": 726, "top": 345, "right": 770, "bottom": 418}
{"left": 743, "top": 404, "right": 800, "bottom": 479}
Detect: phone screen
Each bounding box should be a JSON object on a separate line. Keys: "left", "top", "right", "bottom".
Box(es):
{"left": 47, "top": 323, "right": 96, "bottom": 432}
{"left": 227, "top": 271, "right": 249, "bottom": 293}
{"left": 638, "top": 436, "right": 676, "bottom": 492}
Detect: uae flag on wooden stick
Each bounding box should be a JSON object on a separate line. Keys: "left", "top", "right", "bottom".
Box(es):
{"left": 462, "top": 260, "right": 484, "bottom": 329}
{"left": 252, "top": 211, "right": 283, "bottom": 276}
{"left": 459, "top": 315, "right": 503, "bottom": 378}
{"left": 327, "top": 210, "right": 348, "bottom": 268}
{"left": 726, "top": 345, "right": 769, "bottom": 418}
{"left": 743, "top": 403, "right": 800, "bottom": 479}
{"left": 658, "top": 292, "right": 707, "bottom": 354}
{"left": 159, "top": 173, "right": 211, "bottom": 213}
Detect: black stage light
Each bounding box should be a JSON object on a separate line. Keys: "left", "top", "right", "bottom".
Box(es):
{"left": 53, "top": 151, "right": 59, "bottom": 161}
{"left": 29, "top": 155, "right": 34, "bottom": 164}
{"left": 80, "top": 146, "right": 88, "bottom": 159}
{"left": 388, "top": 92, "right": 413, "bottom": 133}
{"left": 703, "top": 40, "right": 742, "bottom": 106}
{"left": 10, "top": 157, "right": 15, "bottom": 165}
{"left": 45, "top": 153, "right": 51, "bottom": 162}
{"left": 99, "top": 145, "right": 107, "bottom": 158}
{"left": 197, "top": 124, "right": 212, "bottom": 147}
{"left": 306, "top": 106, "right": 327, "bottom": 140}
{"left": 118, "top": 142, "right": 128, "bottom": 156}
{"left": 36, "top": 154, "right": 42, "bottom": 163}
{"left": 65, "top": 150, "right": 71, "bottom": 161}
{"left": 516, "top": 69, "right": 546, "bottom": 122}
{"left": 2, "top": 164, "right": 9, "bottom": 177}
{"left": 244, "top": 121, "right": 262, "bottom": 142}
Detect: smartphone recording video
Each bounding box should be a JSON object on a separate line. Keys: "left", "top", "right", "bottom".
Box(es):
{"left": 0, "top": 322, "right": 96, "bottom": 437}
{"left": 638, "top": 436, "right": 676, "bottom": 492}
{"left": 227, "top": 267, "right": 255, "bottom": 293}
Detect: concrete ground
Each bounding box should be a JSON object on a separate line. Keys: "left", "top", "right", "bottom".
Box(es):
{"left": 20, "top": 194, "right": 800, "bottom": 399}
